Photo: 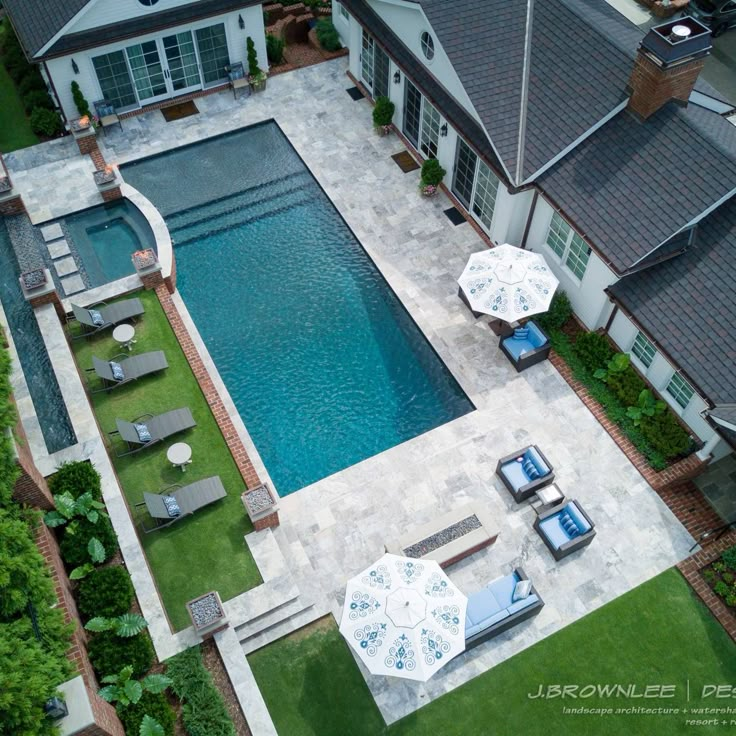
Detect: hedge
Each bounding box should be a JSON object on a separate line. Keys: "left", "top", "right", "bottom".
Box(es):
{"left": 49, "top": 461, "right": 103, "bottom": 500}
{"left": 117, "top": 690, "right": 175, "bottom": 736}
{"left": 59, "top": 514, "right": 118, "bottom": 567}
{"left": 87, "top": 630, "right": 155, "bottom": 679}
{"left": 78, "top": 565, "right": 135, "bottom": 619}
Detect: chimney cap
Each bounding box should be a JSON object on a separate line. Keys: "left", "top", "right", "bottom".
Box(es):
{"left": 641, "top": 16, "right": 712, "bottom": 66}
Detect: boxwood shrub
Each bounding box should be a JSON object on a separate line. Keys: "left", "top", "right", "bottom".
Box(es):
{"left": 316, "top": 19, "right": 341, "bottom": 51}
{"left": 77, "top": 565, "right": 134, "bottom": 619}
{"left": 535, "top": 291, "right": 572, "bottom": 332}
{"left": 59, "top": 515, "right": 117, "bottom": 567}
{"left": 117, "top": 691, "right": 175, "bottom": 736}
{"left": 49, "top": 461, "right": 102, "bottom": 500}
{"left": 639, "top": 411, "right": 692, "bottom": 460}
{"left": 607, "top": 364, "right": 647, "bottom": 407}
{"left": 29, "top": 107, "right": 63, "bottom": 137}
{"left": 573, "top": 331, "right": 613, "bottom": 373}
{"left": 87, "top": 630, "right": 155, "bottom": 678}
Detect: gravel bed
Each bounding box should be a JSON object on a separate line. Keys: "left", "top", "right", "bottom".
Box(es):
{"left": 403, "top": 515, "right": 482, "bottom": 558}
{"left": 243, "top": 485, "right": 274, "bottom": 514}
{"left": 188, "top": 592, "right": 224, "bottom": 628}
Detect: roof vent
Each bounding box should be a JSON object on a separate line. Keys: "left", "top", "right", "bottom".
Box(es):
{"left": 669, "top": 25, "right": 692, "bottom": 43}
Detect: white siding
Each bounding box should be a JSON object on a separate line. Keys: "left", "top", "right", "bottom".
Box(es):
{"left": 46, "top": 7, "right": 265, "bottom": 121}
{"left": 70, "top": 0, "right": 204, "bottom": 34}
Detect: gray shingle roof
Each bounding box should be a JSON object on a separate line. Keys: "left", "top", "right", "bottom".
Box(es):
{"left": 711, "top": 406, "right": 736, "bottom": 427}
{"left": 419, "top": 0, "right": 634, "bottom": 184}
{"left": 3, "top": 0, "right": 90, "bottom": 57}
{"left": 609, "top": 196, "right": 736, "bottom": 406}
{"left": 537, "top": 102, "right": 736, "bottom": 273}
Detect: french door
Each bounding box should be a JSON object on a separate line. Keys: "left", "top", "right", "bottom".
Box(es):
{"left": 452, "top": 138, "right": 500, "bottom": 233}
{"left": 361, "top": 31, "right": 390, "bottom": 99}
{"left": 403, "top": 80, "right": 440, "bottom": 158}
{"left": 126, "top": 40, "right": 169, "bottom": 104}
{"left": 163, "top": 31, "right": 201, "bottom": 94}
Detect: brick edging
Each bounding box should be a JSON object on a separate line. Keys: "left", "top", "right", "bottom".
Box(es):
{"left": 154, "top": 285, "right": 261, "bottom": 490}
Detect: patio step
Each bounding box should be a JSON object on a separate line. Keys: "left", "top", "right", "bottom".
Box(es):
{"left": 239, "top": 598, "right": 326, "bottom": 655}
{"left": 170, "top": 181, "right": 320, "bottom": 247}
{"left": 235, "top": 592, "right": 314, "bottom": 648}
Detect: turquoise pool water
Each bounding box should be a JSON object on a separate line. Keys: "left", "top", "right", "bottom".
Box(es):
{"left": 64, "top": 200, "right": 155, "bottom": 287}
{"left": 121, "top": 123, "right": 472, "bottom": 496}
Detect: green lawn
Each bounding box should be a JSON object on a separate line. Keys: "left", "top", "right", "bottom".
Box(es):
{"left": 71, "top": 290, "right": 261, "bottom": 630}
{"left": 0, "top": 21, "right": 38, "bottom": 152}
{"left": 249, "top": 569, "right": 736, "bottom": 736}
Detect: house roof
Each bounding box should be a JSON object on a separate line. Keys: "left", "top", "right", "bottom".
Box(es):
{"left": 3, "top": 0, "right": 90, "bottom": 57}
{"left": 710, "top": 405, "right": 736, "bottom": 428}
{"left": 609, "top": 196, "right": 736, "bottom": 407}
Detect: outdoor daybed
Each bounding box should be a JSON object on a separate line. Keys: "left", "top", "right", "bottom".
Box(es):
{"left": 496, "top": 444, "right": 555, "bottom": 503}
{"left": 533, "top": 499, "right": 596, "bottom": 561}
{"left": 465, "top": 567, "right": 544, "bottom": 649}
{"left": 499, "top": 321, "right": 551, "bottom": 372}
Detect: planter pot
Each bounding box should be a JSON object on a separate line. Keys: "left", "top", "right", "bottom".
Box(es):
{"left": 375, "top": 124, "right": 392, "bottom": 136}
{"left": 420, "top": 184, "right": 439, "bottom": 197}
{"left": 250, "top": 75, "right": 268, "bottom": 93}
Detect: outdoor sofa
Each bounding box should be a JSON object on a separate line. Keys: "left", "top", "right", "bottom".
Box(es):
{"left": 496, "top": 444, "right": 555, "bottom": 503}
{"left": 110, "top": 407, "right": 196, "bottom": 457}
{"left": 465, "top": 567, "right": 544, "bottom": 649}
{"left": 499, "top": 320, "right": 551, "bottom": 372}
{"left": 533, "top": 499, "right": 596, "bottom": 561}
{"left": 70, "top": 298, "right": 144, "bottom": 338}
{"left": 135, "top": 476, "right": 227, "bottom": 532}
{"left": 88, "top": 351, "right": 168, "bottom": 392}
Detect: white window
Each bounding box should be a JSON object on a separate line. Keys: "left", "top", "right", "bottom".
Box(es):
{"left": 545, "top": 212, "right": 591, "bottom": 280}
{"left": 338, "top": 2, "right": 349, "bottom": 21}
{"left": 666, "top": 373, "right": 694, "bottom": 410}
{"left": 420, "top": 32, "right": 435, "bottom": 61}
{"left": 631, "top": 331, "right": 656, "bottom": 369}
{"left": 451, "top": 138, "right": 500, "bottom": 233}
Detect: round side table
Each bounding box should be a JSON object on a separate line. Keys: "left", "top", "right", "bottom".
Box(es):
{"left": 112, "top": 323, "right": 136, "bottom": 351}
{"left": 167, "top": 442, "right": 192, "bottom": 472}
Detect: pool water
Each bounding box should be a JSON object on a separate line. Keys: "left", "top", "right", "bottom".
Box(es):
{"left": 64, "top": 200, "right": 155, "bottom": 287}
{"left": 121, "top": 123, "right": 473, "bottom": 496}
{"left": 0, "top": 221, "right": 76, "bottom": 453}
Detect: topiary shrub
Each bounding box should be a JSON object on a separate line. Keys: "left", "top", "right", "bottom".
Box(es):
{"left": 50, "top": 461, "right": 102, "bottom": 500}
{"left": 266, "top": 33, "right": 284, "bottom": 64}
{"left": 574, "top": 331, "right": 614, "bottom": 374}
{"left": 78, "top": 565, "right": 134, "bottom": 619}
{"left": 316, "top": 18, "right": 342, "bottom": 51}
{"left": 29, "top": 107, "right": 63, "bottom": 137}
{"left": 372, "top": 95, "right": 395, "bottom": 130}
{"left": 420, "top": 158, "right": 446, "bottom": 187}
{"left": 71, "top": 80, "right": 91, "bottom": 118}
{"left": 59, "top": 515, "right": 117, "bottom": 567}
{"left": 536, "top": 290, "right": 571, "bottom": 332}
{"left": 607, "top": 365, "right": 646, "bottom": 407}
{"left": 246, "top": 36, "right": 261, "bottom": 78}
{"left": 639, "top": 411, "right": 692, "bottom": 460}
{"left": 87, "top": 630, "right": 155, "bottom": 679}
{"left": 117, "top": 691, "right": 175, "bottom": 736}
{"left": 23, "top": 89, "right": 54, "bottom": 114}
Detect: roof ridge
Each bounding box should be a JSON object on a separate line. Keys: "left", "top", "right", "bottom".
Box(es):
{"left": 515, "top": 0, "right": 534, "bottom": 186}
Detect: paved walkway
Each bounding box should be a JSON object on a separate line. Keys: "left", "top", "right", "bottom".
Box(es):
{"left": 6, "top": 59, "right": 694, "bottom": 725}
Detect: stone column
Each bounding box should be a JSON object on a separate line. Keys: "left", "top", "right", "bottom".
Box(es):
{"left": 0, "top": 174, "right": 25, "bottom": 217}
{"left": 70, "top": 117, "right": 99, "bottom": 155}
{"left": 19, "top": 268, "right": 65, "bottom": 322}
{"left": 93, "top": 167, "right": 123, "bottom": 202}
{"left": 242, "top": 484, "right": 280, "bottom": 530}
{"left": 132, "top": 248, "right": 164, "bottom": 290}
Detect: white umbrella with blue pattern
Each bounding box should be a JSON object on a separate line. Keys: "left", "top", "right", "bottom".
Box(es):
{"left": 339, "top": 553, "right": 467, "bottom": 681}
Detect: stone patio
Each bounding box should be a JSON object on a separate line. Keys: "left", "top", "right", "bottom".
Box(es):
{"left": 5, "top": 58, "right": 694, "bottom": 726}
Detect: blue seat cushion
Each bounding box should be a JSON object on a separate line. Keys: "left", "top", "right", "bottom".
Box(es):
{"left": 109, "top": 361, "right": 124, "bottom": 381}
{"left": 523, "top": 458, "right": 539, "bottom": 479}
{"left": 513, "top": 327, "right": 529, "bottom": 340}
{"left": 502, "top": 336, "right": 534, "bottom": 359}
{"left": 525, "top": 446, "right": 550, "bottom": 476}
{"left": 500, "top": 458, "right": 529, "bottom": 491}
{"left": 566, "top": 502, "right": 592, "bottom": 534}
{"left": 162, "top": 495, "right": 180, "bottom": 517}
{"left": 562, "top": 518, "right": 580, "bottom": 538}
{"left": 507, "top": 593, "right": 539, "bottom": 616}
{"left": 89, "top": 309, "right": 104, "bottom": 326}
{"left": 134, "top": 423, "right": 152, "bottom": 443}
{"left": 466, "top": 587, "right": 502, "bottom": 625}
{"left": 488, "top": 573, "right": 519, "bottom": 609}
{"left": 526, "top": 321, "right": 548, "bottom": 349}
{"left": 538, "top": 514, "right": 572, "bottom": 549}
{"left": 474, "top": 609, "right": 510, "bottom": 630}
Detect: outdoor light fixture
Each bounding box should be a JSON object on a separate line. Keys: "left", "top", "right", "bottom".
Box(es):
{"left": 71, "top": 58, "right": 79, "bottom": 74}
{"left": 238, "top": 14, "right": 245, "bottom": 29}
{"left": 440, "top": 123, "right": 448, "bottom": 137}
{"left": 393, "top": 70, "right": 401, "bottom": 84}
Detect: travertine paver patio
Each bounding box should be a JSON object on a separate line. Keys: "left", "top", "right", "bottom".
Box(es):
{"left": 6, "top": 59, "right": 694, "bottom": 724}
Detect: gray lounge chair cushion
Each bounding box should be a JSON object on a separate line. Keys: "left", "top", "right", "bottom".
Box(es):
{"left": 90, "top": 309, "right": 104, "bottom": 326}
{"left": 110, "top": 361, "right": 124, "bottom": 381}
{"left": 162, "top": 496, "right": 181, "bottom": 517}
{"left": 134, "top": 423, "right": 151, "bottom": 442}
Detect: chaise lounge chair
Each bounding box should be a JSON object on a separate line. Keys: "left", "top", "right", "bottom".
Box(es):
{"left": 88, "top": 351, "right": 168, "bottom": 393}
{"left": 135, "top": 476, "right": 227, "bottom": 532}
{"left": 70, "top": 298, "right": 145, "bottom": 338}
{"left": 110, "top": 407, "right": 196, "bottom": 457}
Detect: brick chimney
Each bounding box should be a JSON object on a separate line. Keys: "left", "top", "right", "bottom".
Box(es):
{"left": 627, "top": 17, "right": 712, "bottom": 120}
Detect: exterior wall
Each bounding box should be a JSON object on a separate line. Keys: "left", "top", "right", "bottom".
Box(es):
{"left": 525, "top": 195, "right": 618, "bottom": 330}
{"left": 46, "top": 6, "right": 265, "bottom": 121}
{"left": 608, "top": 309, "right": 718, "bottom": 445}
{"left": 70, "top": 0, "right": 203, "bottom": 34}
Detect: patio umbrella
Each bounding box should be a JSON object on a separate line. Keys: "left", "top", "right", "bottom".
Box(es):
{"left": 457, "top": 243, "right": 559, "bottom": 322}
{"left": 339, "top": 553, "right": 467, "bottom": 682}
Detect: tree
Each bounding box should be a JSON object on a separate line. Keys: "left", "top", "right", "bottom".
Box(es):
{"left": 246, "top": 36, "right": 261, "bottom": 78}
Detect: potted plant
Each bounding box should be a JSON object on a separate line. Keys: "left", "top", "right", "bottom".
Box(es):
{"left": 419, "top": 158, "right": 446, "bottom": 197}
{"left": 246, "top": 37, "right": 267, "bottom": 93}
{"left": 372, "top": 96, "right": 395, "bottom": 135}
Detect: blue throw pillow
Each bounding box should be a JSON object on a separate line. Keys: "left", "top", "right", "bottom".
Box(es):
{"left": 162, "top": 495, "right": 180, "bottom": 517}
{"left": 109, "top": 361, "right": 124, "bottom": 381}
{"left": 563, "top": 518, "right": 579, "bottom": 537}
{"left": 96, "top": 102, "right": 115, "bottom": 117}
{"left": 513, "top": 327, "right": 529, "bottom": 341}
{"left": 523, "top": 459, "right": 539, "bottom": 479}
{"left": 134, "top": 423, "right": 151, "bottom": 443}
{"left": 230, "top": 66, "right": 245, "bottom": 80}
{"left": 89, "top": 309, "right": 104, "bottom": 326}
{"left": 559, "top": 511, "right": 571, "bottom": 526}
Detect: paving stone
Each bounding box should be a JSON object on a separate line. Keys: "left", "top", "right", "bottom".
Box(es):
{"left": 60, "top": 274, "right": 84, "bottom": 295}
{"left": 47, "top": 238, "right": 71, "bottom": 259}
{"left": 53, "top": 256, "right": 78, "bottom": 277}
{"left": 40, "top": 223, "right": 63, "bottom": 241}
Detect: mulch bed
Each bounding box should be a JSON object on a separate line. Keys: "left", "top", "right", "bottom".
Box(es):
{"left": 201, "top": 639, "right": 252, "bottom": 736}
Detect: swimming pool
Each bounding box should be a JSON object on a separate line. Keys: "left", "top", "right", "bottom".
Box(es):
{"left": 64, "top": 200, "right": 156, "bottom": 288}
{"left": 121, "top": 123, "right": 472, "bottom": 495}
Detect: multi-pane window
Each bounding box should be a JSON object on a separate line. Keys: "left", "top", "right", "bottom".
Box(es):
{"left": 92, "top": 51, "right": 137, "bottom": 109}
{"left": 195, "top": 24, "right": 230, "bottom": 84}
{"left": 452, "top": 139, "right": 500, "bottom": 233}
{"left": 420, "top": 32, "right": 434, "bottom": 60}
{"left": 419, "top": 99, "right": 440, "bottom": 158}
{"left": 631, "top": 331, "right": 656, "bottom": 368}
{"left": 338, "top": 2, "right": 349, "bottom": 20}
{"left": 403, "top": 81, "right": 439, "bottom": 158}
{"left": 472, "top": 163, "right": 499, "bottom": 231}
{"left": 545, "top": 212, "right": 591, "bottom": 280}
{"left": 666, "top": 373, "right": 695, "bottom": 409}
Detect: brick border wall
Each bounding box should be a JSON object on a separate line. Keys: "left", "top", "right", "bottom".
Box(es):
{"left": 154, "top": 285, "right": 261, "bottom": 489}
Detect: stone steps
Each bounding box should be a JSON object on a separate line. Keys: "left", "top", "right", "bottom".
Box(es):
{"left": 240, "top": 599, "right": 327, "bottom": 655}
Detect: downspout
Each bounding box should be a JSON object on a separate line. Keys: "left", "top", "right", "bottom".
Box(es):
{"left": 520, "top": 190, "right": 538, "bottom": 249}
{"left": 42, "top": 61, "right": 67, "bottom": 124}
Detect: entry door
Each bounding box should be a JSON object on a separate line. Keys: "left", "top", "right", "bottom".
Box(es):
{"left": 162, "top": 31, "right": 202, "bottom": 95}
{"left": 126, "top": 40, "right": 169, "bottom": 104}
{"left": 361, "top": 31, "right": 390, "bottom": 99}
{"left": 361, "top": 31, "right": 375, "bottom": 91}
{"left": 403, "top": 80, "right": 440, "bottom": 158}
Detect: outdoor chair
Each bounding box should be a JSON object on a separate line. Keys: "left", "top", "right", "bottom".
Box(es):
{"left": 88, "top": 351, "right": 168, "bottom": 393}
{"left": 69, "top": 298, "right": 144, "bottom": 338}
{"left": 227, "top": 62, "right": 249, "bottom": 100}
{"left": 533, "top": 499, "right": 596, "bottom": 561}
{"left": 110, "top": 407, "right": 196, "bottom": 457}
{"left": 499, "top": 320, "right": 551, "bottom": 372}
{"left": 135, "top": 476, "right": 227, "bottom": 532}
{"left": 93, "top": 100, "right": 122, "bottom": 136}
{"left": 496, "top": 444, "right": 555, "bottom": 503}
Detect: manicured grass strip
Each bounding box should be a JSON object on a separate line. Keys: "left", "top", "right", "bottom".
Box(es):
{"left": 0, "top": 21, "right": 38, "bottom": 152}
{"left": 249, "top": 570, "right": 736, "bottom": 736}
{"left": 70, "top": 290, "right": 261, "bottom": 630}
